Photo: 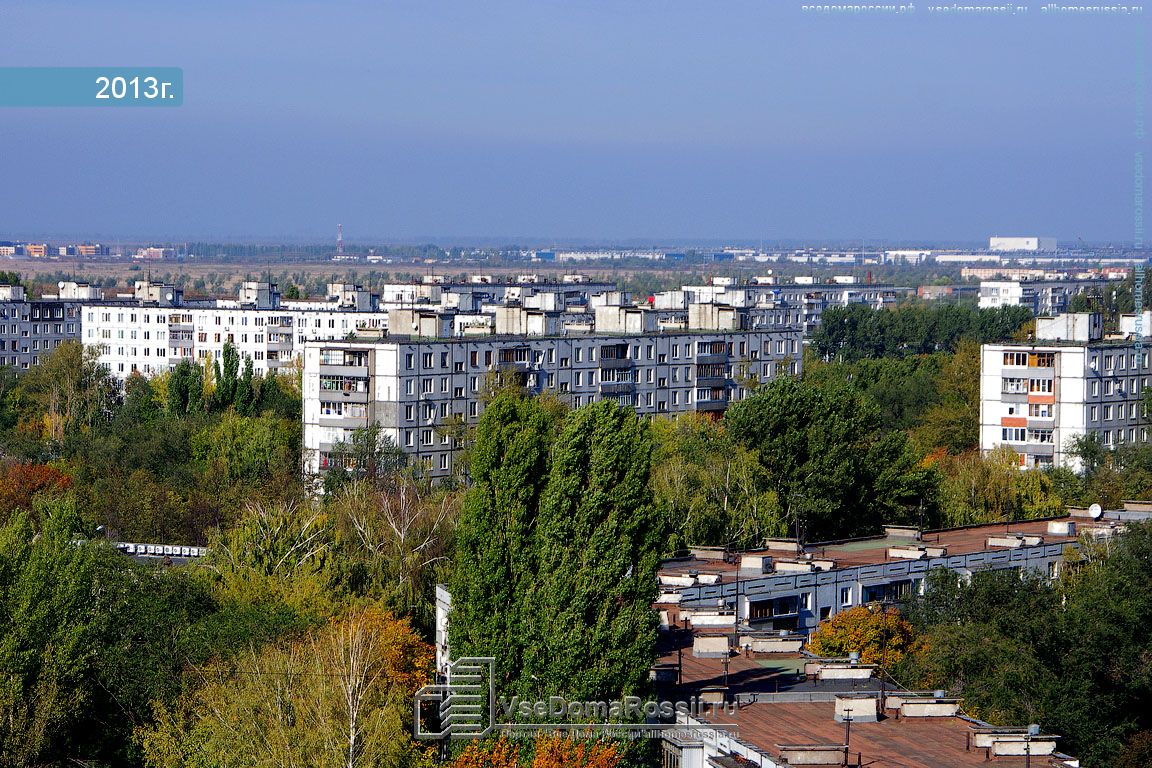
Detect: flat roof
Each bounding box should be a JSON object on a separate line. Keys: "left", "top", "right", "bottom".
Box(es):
{"left": 659, "top": 516, "right": 1098, "bottom": 581}
{"left": 694, "top": 701, "right": 1067, "bottom": 767}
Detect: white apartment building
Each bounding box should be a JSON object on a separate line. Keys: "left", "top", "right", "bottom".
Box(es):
{"left": 303, "top": 306, "right": 803, "bottom": 478}
{"left": 85, "top": 281, "right": 391, "bottom": 379}
{"left": 977, "top": 278, "right": 1105, "bottom": 316}
{"left": 659, "top": 277, "right": 908, "bottom": 335}
{"left": 980, "top": 312, "right": 1150, "bottom": 471}
{"left": 0, "top": 285, "right": 82, "bottom": 371}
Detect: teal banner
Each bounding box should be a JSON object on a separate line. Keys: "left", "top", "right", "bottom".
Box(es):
{"left": 0, "top": 67, "right": 183, "bottom": 107}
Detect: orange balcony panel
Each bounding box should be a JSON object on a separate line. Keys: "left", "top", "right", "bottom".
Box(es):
{"left": 1028, "top": 394, "right": 1055, "bottom": 405}
{"left": 1001, "top": 417, "right": 1027, "bottom": 427}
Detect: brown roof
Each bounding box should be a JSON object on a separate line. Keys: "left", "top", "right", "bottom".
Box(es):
{"left": 660, "top": 517, "right": 1090, "bottom": 580}
{"left": 696, "top": 701, "right": 1067, "bottom": 768}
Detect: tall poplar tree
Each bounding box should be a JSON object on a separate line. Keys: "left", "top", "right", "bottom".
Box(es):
{"left": 524, "top": 400, "right": 663, "bottom": 701}
{"left": 448, "top": 393, "right": 560, "bottom": 692}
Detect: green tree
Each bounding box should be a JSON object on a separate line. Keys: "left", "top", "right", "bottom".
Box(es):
{"left": 524, "top": 400, "right": 664, "bottom": 701}
{"left": 211, "top": 342, "right": 240, "bottom": 410}
{"left": 725, "top": 378, "right": 934, "bottom": 541}
{"left": 234, "top": 355, "right": 255, "bottom": 416}
{"left": 649, "top": 414, "right": 781, "bottom": 552}
{"left": 14, "top": 340, "right": 119, "bottom": 445}
{"left": 139, "top": 606, "right": 433, "bottom": 768}
{"left": 165, "top": 359, "right": 204, "bottom": 416}
{"left": 448, "top": 394, "right": 560, "bottom": 694}
{"left": 191, "top": 411, "right": 299, "bottom": 485}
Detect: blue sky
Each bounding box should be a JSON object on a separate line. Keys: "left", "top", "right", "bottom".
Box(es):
{"left": 0, "top": 0, "right": 1146, "bottom": 243}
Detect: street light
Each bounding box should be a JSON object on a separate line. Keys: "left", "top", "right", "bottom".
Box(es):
{"left": 842, "top": 706, "right": 854, "bottom": 766}
{"left": 1025, "top": 723, "right": 1040, "bottom": 768}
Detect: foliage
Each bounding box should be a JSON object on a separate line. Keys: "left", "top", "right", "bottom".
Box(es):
{"left": 811, "top": 303, "right": 1031, "bottom": 362}
{"left": 525, "top": 400, "right": 664, "bottom": 701}
{"left": 649, "top": 414, "right": 780, "bottom": 552}
{"left": 12, "top": 340, "right": 120, "bottom": 446}
{"left": 0, "top": 501, "right": 209, "bottom": 766}
{"left": 139, "top": 606, "right": 434, "bottom": 768}
{"left": 191, "top": 411, "right": 300, "bottom": 485}
{"left": 806, "top": 606, "right": 915, "bottom": 665}
{"left": 323, "top": 424, "right": 408, "bottom": 494}
{"left": 896, "top": 525, "right": 1152, "bottom": 767}
{"left": 934, "top": 447, "right": 1064, "bottom": 527}
{"left": 0, "top": 461, "right": 72, "bottom": 523}
{"left": 449, "top": 393, "right": 560, "bottom": 694}
{"left": 450, "top": 735, "right": 621, "bottom": 768}
{"left": 330, "top": 478, "right": 460, "bottom": 632}
{"left": 724, "top": 377, "right": 937, "bottom": 541}
{"left": 450, "top": 394, "right": 665, "bottom": 704}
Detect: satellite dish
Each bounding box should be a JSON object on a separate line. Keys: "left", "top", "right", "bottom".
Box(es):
{"left": 57, "top": 281, "right": 65, "bottom": 289}
{"left": 1088, "top": 503, "right": 1104, "bottom": 519}
{"left": 165, "top": 293, "right": 173, "bottom": 301}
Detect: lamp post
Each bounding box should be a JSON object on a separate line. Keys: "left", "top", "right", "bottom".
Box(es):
{"left": 1025, "top": 723, "right": 1040, "bottom": 768}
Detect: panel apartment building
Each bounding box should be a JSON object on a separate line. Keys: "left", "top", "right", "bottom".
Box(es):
{"left": 84, "top": 276, "right": 620, "bottom": 380}
{"left": 303, "top": 302, "right": 803, "bottom": 478}
{"left": 0, "top": 285, "right": 82, "bottom": 371}
{"left": 980, "top": 312, "right": 1152, "bottom": 471}
{"left": 84, "top": 280, "right": 391, "bottom": 379}
{"left": 660, "top": 277, "right": 908, "bottom": 335}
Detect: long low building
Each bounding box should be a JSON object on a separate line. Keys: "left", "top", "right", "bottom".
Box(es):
{"left": 303, "top": 305, "right": 802, "bottom": 477}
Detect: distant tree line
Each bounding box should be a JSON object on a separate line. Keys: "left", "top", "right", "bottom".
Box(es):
{"left": 812, "top": 303, "right": 1032, "bottom": 362}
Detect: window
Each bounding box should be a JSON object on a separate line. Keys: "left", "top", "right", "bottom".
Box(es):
{"left": 1002, "top": 377, "right": 1027, "bottom": 394}
{"left": 1029, "top": 379, "right": 1053, "bottom": 393}
{"left": 1029, "top": 429, "right": 1053, "bottom": 443}
{"left": 1028, "top": 403, "right": 1052, "bottom": 418}
{"left": 1003, "top": 351, "right": 1028, "bottom": 366}
{"left": 1002, "top": 427, "right": 1026, "bottom": 442}
{"left": 840, "top": 587, "right": 852, "bottom": 607}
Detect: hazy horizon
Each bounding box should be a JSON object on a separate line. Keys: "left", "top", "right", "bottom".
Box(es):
{"left": 1, "top": 1, "right": 1147, "bottom": 243}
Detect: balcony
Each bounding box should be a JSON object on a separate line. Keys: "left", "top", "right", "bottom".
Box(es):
{"left": 599, "top": 357, "right": 634, "bottom": 370}
{"left": 600, "top": 381, "right": 636, "bottom": 395}
{"left": 696, "top": 352, "right": 729, "bottom": 365}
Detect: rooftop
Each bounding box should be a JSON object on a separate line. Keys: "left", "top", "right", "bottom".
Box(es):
{"left": 657, "top": 512, "right": 1140, "bottom": 585}
{"left": 691, "top": 700, "right": 1074, "bottom": 767}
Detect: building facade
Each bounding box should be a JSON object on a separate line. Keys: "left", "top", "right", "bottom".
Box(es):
{"left": 0, "top": 285, "right": 82, "bottom": 371}
{"left": 977, "top": 278, "right": 1106, "bottom": 316}
{"left": 303, "top": 316, "right": 802, "bottom": 478}
{"left": 980, "top": 313, "right": 1150, "bottom": 471}
{"left": 84, "top": 281, "right": 391, "bottom": 379}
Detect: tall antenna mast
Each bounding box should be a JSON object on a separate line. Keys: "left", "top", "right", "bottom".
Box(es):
{"left": 336, "top": 224, "right": 344, "bottom": 256}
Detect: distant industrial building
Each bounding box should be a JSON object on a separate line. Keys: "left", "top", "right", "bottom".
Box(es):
{"left": 989, "top": 236, "right": 1058, "bottom": 252}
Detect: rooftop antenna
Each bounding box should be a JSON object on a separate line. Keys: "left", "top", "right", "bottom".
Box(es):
{"left": 336, "top": 224, "right": 344, "bottom": 256}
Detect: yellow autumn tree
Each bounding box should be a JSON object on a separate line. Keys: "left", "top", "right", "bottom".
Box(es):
{"left": 806, "top": 605, "right": 915, "bottom": 666}
{"left": 138, "top": 606, "right": 435, "bottom": 768}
